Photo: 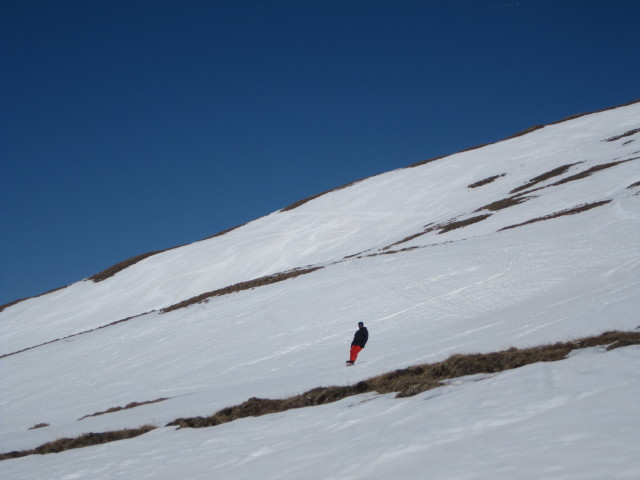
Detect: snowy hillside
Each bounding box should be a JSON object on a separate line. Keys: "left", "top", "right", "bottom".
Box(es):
{"left": 1, "top": 101, "right": 640, "bottom": 479}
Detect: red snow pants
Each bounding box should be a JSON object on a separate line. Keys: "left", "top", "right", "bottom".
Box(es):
{"left": 349, "top": 345, "right": 363, "bottom": 363}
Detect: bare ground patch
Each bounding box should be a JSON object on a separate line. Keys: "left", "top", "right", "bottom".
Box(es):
{"left": 162, "top": 267, "right": 324, "bottom": 313}
{"left": 468, "top": 174, "right": 506, "bottom": 189}
{"left": 0, "top": 284, "right": 69, "bottom": 314}
{"left": 510, "top": 162, "right": 582, "bottom": 194}
{"left": 604, "top": 128, "right": 640, "bottom": 142}
{"left": 382, "top": 214, "right": 492, "bottom": 251}
{"left": 475, "top": 195, "right": 535, "bottom": 212}
{"left": 3, "top": 331, "right": 638, "bottom": 461}
{"left": 548, "top": 159, "right": 637, "bottom": 187}
{"left": 89, "top": 250, "right": 175, "bottom": 283}
{"left": 89, "top": 224, "right": 247, "bottom": 283}
{"left": 500, "top": 200, "right": 612, "bottom": 231}
{"left": 437, "top": 214, "right": 493, "bottom": 234}
{"left": 28, "top": 423, "right": 49, "bottom": 430}
{"left": 1, "top": 267, "right": 324, "bottom": 358}
{"left": 0, "top": 426, "right": 156, "bottom": 461}
{"left": 280, "top": 178, "right": 368, "bottom": 212}
{"left": 78, "top": 398, "right": 170, "bottom": 421}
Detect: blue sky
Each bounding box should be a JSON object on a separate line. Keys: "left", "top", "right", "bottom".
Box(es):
{"left": 1, "top": 0, "right": 639, "bottom": 305}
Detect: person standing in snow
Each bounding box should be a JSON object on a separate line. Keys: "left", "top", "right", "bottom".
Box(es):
{"left": 346, "top": 322, "right": 368, "bottom": 366}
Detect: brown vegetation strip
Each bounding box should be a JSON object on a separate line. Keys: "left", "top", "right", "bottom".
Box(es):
{"left": 162, "top": 267, "right": 324, "bottom": 313}
{"left": 627, "top": 180, "right": 640, "bottom": 189}
{"left": 476, "top": 195, "right": 534, "bottom": 212}
{"left": 28, "top": 423, "right": 49, "bottom": 430}
{"left": 279, "top": 178, "right": 368, "bottom": 212}
{"left": 468, "top": 174, "right": 506, "bottom": 189}
{"left": 500, "top": 200, "right": 612, "bottom": 231}
{"left": 78, "top": 398, "right": 169, "bottom": 421}
{"left": 0, "top": 426, "right": 156, "bottom": 461}
{"left": 510, "top": 162, "right": 582, "bottom": 194}
{"left": 604, "top": 128, "right": 640, "bottom": 142}
{"left": 0, "top": 285, "right": 68, "bottom": 314}
{"left": 2, "top": 330, "right": 638, "bottom": 461}
{"left": 89, "top": 249, "right": 177, "bottom": 283}
{"left": 382, "top": 214, "right": 493, "bottom": 251}
{"left": 548, "top": 159, "right": 637, "bottom": 187}
{"left": 408, "top": 100, "right": 640, "bottom": 170}
{"left": 167, "top": 330, "right": 640, "bottom": 428}
{"left": 1, "top": 267, "right": 324, "bottom": 358}
{"left": 89, "top": 223, "right": 248, "bottom": 283}
{"left": 437, "top": 214, "right": 492, "bottom": 234}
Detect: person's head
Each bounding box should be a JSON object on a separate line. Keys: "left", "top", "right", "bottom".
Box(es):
{"left": 358, "top": 322, "right": 364, "bottom": 328}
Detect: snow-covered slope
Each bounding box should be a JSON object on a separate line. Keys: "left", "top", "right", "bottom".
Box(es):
{"left": 1, "top": 102, "right": 639, "bottom": 479}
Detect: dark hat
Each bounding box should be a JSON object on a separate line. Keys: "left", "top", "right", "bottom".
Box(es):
{"left": 358, "top": 322, "right": 364, "bottom": 326}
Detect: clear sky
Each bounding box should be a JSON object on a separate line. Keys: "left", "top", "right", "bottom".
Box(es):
{"left": 1, "top": 0, "right": 638, "bottom": 306}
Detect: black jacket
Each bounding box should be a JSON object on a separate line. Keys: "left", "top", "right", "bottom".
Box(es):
{"left": 351, "top": 327, "right": 368, "bottom": 348}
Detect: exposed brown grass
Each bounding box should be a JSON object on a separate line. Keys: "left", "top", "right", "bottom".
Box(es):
{"left": 381, "top": 214, "right": 492, "bottom": 250}
{"left": 381, "top": 214, "right": 492, "bottom": 251}
{"left": 604, "top": 128, "right": 640, "bottom": 142}
{"left": 500, "top": 200, "right": 612, "bottom": 231}
{"left": 28, "top": 423, "right": 49, "bottom": 430}
{"left": 468, "top": 174, "right": 506, "bottom": 189}
{"left": 476, "top": 195, "right": 534, "bottom": 212}
{"left": 162, "top": 267, "right": 324, "bottom": 313}
{"left": 627, "top": 180, "right": 640, "bottom": 189}
{"left": 408, "top": 144, "right": 491, "bottom": 169}
{"left": 90, "top": 223, "right": 249, "bottom": 283}
{"left": 0, "top": 285, "right": 69, "bottom": 314}
{"left": 78, "top": 398, "right": 169, "bottom": 421}
{"left": 167, "top": 330, "right": 640, "bottom": 429}
{"left": 407, "top": 100, "right": 640, "bottom": 171}
{"left": 547, "top": 99, "right": 640, "bottom": 126}
{"left": 88, "top": 249, "right": 176, "bottom": 283}
{"left": 549, "top": 159, "right": 637, "bottom": 187}
{"left": 280, "top": 179, "right": 367, "bottom": 212}
{"left": 2, "top": 267, "right": 324, "bottom": 358}
{"left": 438, "top": 214, "right": 492, "bottom": 234}
{"left": 510, "top": 162, "right": 582, "bottom": 194}
{"left": 0, "top": 425, "right": 156, "bottom": 461}
{"left": 503, "top": 124, "right": 545, "bottom": 139}
{"left": 3, "top": 331, "right": 638, "bottom": 461}
{"left": 382, "top": 231, "right": 430, "bottom": 250}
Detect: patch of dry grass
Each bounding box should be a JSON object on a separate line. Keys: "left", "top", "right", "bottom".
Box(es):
{"left": 89, "top": 223, "right": 249, "bottom": 283}
{"left": 3, "top": 331, "right": 638, "bottom": 461}
{"left": 167, "top": 330, "right": 640, "bottom": 429}
{"left": 78, "top": 398, "right": 169, "bottom": 421}
{"left": 604, "top": 128, "right": 640, "bottom": 142}
{"left": 437, "top": 214, "right": 492, "bottom": 234}
{"left": 549, "top": 159, "right": 637, "bottom": 187}
{"left": 381, "top": 214, "right": 492, "bottom": 250}
{"left": 476, "top": 195, "right": 534, "bottom": 212}
{"left": 0, "top": 285, "right": 68, "bottom": 314}
{"left": 88, "top": 250, "right": 176, "bottom": 283}
{"left": 162, "top": 267, "right": 323, "bottom": 313}
{"left": 510, "top": 162, "right": 582, "bottom": 194}
{"left": 28, "top": 423, "right": 49, "bottom": 430}
{"left": 500, "top": 200, "right": 612, "bottom": 231}
{"left": 0, "top": 426, "right": 156, "bottom": 461}
{"left": 280, "top": 179, "right": 368, "bottom": 212}
{"left": 468, "top": 174, "right": 506, "bottom": 189}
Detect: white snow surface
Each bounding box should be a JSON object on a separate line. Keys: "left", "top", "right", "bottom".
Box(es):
{"left": 1, "top": 102, "right": 640, "bottom": 479}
